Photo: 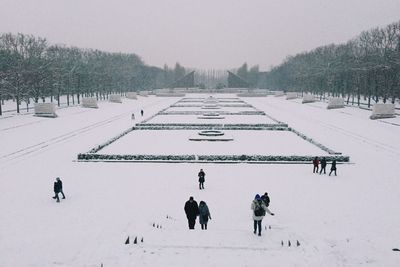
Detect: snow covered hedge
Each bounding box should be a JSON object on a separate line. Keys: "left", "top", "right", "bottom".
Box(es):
{"left": 286, "top": 92, "right": 298, "bottom": 100}
{"left": 87, "top": 127, "right": 136, "bottom": 153}
{"left": 302, "top": 94, "right": 316, "bottom": 104}
{"left": 81, "top": 97, "right": 98, "bottom": 108}
{"left": 109, "top": 94, "right": 122, "bottom": 103}
{"left": 289, "top": 128, "right": 342, "bottom": 155}
{"left": 236, "top": 93, "right": 268, "bottom": 97}
{"left": 196, "top": 155, "right": 349, "bottom": 162}
{"left": 370, "top": 103, "right": 396, "bottom": 119}
{"left": 126, "top": 92, "right": 137, "bottom": 99}
{"left": 327, "top": 97, "right": 345, "bottom": 109}
{"left": 274, "top": 91, "right": 285, "bottom": 97}
{"left": 34, "top": 103, "right": 57, "bottom": 118}
{"left": 159, "top": 111, "right": 266, "bottom": 115}
{"left": 77, "top": 153, "right": 349, "bottom": 162}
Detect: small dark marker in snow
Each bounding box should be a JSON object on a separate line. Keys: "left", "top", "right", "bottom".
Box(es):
{"left": 133, "top": 237, "right": 137, "bottom": 244}
{"left": 157, "top": 224, "right": 159, "bottom": 228}
{"left": 281, "top": 241, "right": 284, "bottom": 246}
{"left": 288, "top": 240, "right": 291, "bottom": 247}
{"left": 141, "top": 237, "right": 143, "bottom": 243}
{"left": 152, "top": 223, "right": 155, "bottom": 227}
{"left": 296, "top": 240, "right": 300, "bottom": 246}
{"left": 125, "top": 236, "right": 130, "bottom": 244}
{"left": 269, "top": 225, "right": 271, "bottom": 229}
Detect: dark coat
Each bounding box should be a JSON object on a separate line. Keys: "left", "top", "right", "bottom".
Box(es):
{"left": 331, "top": 161, "right": 337, "bottom": 170}
{"left": 313, "top": 158, "right": 319, "bottom": 166}
{"left": 199, "top": 203, "right": 211, "bottom": 224}
{"left": 198, "top": 171, "right": 205, "bottom": 182}
{"left": 184, "top": 200, "right": 199, "bottom": 220}
{"left": 261, "top": 195, "right": 270, "bottom": 207}
{"left": 54, "top": 180, "right": 62, "bottom": 193}
{"left": 320, "top": 158, "right": 327, "bottom": 167}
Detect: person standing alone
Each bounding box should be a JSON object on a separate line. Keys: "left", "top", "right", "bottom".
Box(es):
{"left": 184, "top": 196, "right": 199, "bottom": 229}
{"left": 198, "top": 169, "right": 205, "bottom": 190}
{"left": 52, "top": 177, "right": 65, "bottom": 202}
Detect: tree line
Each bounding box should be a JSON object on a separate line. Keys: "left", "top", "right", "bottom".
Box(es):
{"left": 261, "top": 20, "right": 400, "bottom": 107}
{"left": 0, "top": 33, "right": 188, "bottom": 115}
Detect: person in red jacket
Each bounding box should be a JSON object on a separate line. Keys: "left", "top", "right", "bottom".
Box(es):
{"left": 313, "top": 156, "right": 319, "bottom": 173}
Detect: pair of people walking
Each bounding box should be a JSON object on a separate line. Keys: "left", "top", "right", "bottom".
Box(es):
{"left": 52, "top": 177, "right": 65, "bottom": 202}
{"left": 251, "top": 194, "right": 274, "bottom": 236}
{"left": 184, "top": 196, "right": 211, "bottom": 230}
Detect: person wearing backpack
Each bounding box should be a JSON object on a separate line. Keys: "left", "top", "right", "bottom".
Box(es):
{"left": 251, "top": 194, "right": 274, "bottom": 236}
{"left": 198, "top": 201, "right": 211, "bottom": 230}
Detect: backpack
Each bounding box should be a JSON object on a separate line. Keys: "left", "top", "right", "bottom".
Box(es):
{"left": 254, "top": 201, "right": 265, "bottom": 216}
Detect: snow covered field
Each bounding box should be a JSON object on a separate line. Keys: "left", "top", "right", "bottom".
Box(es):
{"left": 1, "top": 94, "right": 400, "bottom": 266}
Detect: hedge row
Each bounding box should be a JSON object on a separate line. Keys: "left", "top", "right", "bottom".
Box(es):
{"left": 87, "top": 127, "right": 135, "bottom": 153}
{"left": 289, "top": 128, "right": 342, "bottom": 155}
{"left": 159, "top": 111, "right": 266, "bottom": 115}
{"left": 77, "top": 153, "right": 349, "bottom": 162}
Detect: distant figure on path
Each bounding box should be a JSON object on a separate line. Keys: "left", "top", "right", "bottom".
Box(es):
{"left": 141, "top": 109, "right": 144, "bottom": 116}
{"left": 198, "top": 201, "right": 211, "bottom": 230}
{"left": 261, "top": 192, "right": 270, "bottom": 207}
{"left": 52, "top": 177, "right": 65, "bottom": 202}
{"left": 251, "top": 194, "right": 274, "bottom": 236}
{"left": 131, "top": 113, "right": 135, "bottom": 120}
{"left": 198, "top": 169, "right": 205, "bottom": 190}
{"left": 184, "top": 196, "right": 199, "bottom": 229}
{"left": 329, "top": 160, "right": 337, "bottom": 176}
{"left": 319, "top": 157, "right": 327, "bottom": 174}
{"left": 313, "top": 156, "right": 319, "bottom": 173}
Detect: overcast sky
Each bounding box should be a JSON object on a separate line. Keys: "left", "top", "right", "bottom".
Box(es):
{"left": 0, "top": 0, "right": 399, "bottom": 70}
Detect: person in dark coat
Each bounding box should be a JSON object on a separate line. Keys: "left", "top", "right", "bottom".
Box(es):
{"left": 319, "top": 157, "right": 327, "bottom": 174}
{"left": 184, "top": 196, "right": 199, "bottom": 229}
{"left": 198, "top": 169, "right": 205, "bottom": 190}
{"left": 261, "top": 192, "right": 270, "bottom": 207}
{"left": 52, "top": 177, "right": 65, "bottom": 202}
{"left": 329, "top": 160, "right": 337, "bottom": 176}
{"left": 251, "top": 194, "right": 274, "bottom": 236}
{"left": 312, "top": 157, "right": 319, "bottom": 173}
{"left": 198, "top": 201, "right": 211, "bottom": 230}
{"left": 140, "top": 109, "right": 144, "bottom": 116}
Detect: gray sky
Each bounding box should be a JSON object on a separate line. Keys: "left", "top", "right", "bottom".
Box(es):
{"left": 1, "top": 0, "right": 399, "bottom": 70}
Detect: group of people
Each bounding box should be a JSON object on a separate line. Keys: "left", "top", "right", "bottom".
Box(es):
{"left": 185, "top": 169, "right": 276, "bottom": 236}
{"left": 312, "top": 157, "right": 337, "bottom": 176}
{"left": 184, "top": 169, "right": 211, "bottom": 230}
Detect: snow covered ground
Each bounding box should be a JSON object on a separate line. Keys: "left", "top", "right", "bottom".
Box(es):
{"left": 1, "top": 94, "right": 400, "bottom": 267}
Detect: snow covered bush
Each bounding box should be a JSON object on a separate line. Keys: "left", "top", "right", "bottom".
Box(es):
{"left": 302, "top": 94, "right": 315, "bottom": 103}
{"left": 370, "top": 103, "right": 395, "bottom": 119}
{"left": 126, "top": 92, "right": 137, "bottom": 99}
{"left": 34, "top": 103, "right": 57, "bottom": 118}
{"left": 327, "top": 97, "right": 345, "bottom": 109}
{"left": 286, "top": 92, "right": 298, "bottom": 100}
{"left": 81, "top": 97, "right": 98, "bottom": 108}
{"left": 109, "top": 94, "right": 122, "bottom": 103}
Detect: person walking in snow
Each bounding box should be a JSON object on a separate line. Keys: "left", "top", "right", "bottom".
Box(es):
{"left": 184, "top": 196, "right": 199, "bottom": 229}
{"left": 140, "top": 109, "right": 144, "bottom": 116}
{"left": 312, "top": 156, "right": 320, "bottom": 173}
{"left": 319, "top": 157, "right": 327, "bottom": 174}
{"left": 261, "top": 192, "right": 270, "bottom": 207}
{"left": 251, "top": 194, "right": 274, "bottom": 236}
{"left": 131, "top": 113, "right": 135, "bottom": 120}
{"left": 198, "top": 169, "right": 205, "bottom": 190}
{"left": 198, "top": 201, "right": 212, "bottom": 230}
{"left": 52, "top": 177, "right": 65, "bottom": 202}
{"left": 329, "top": 160, "right": 337, "bottom": 176}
